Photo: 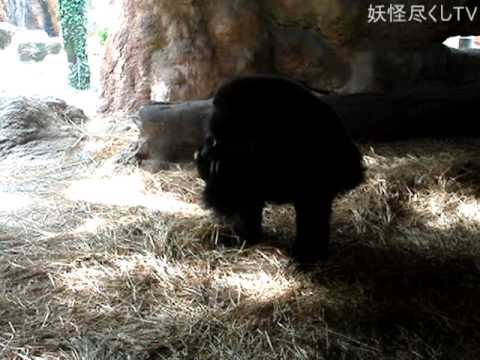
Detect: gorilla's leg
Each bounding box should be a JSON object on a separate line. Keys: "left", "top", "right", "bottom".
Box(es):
{"left": 292, "top": 194, "right": 334, "bottom": 264}
{"left": 230, "top": 202, "right": 264, "bottom": 244}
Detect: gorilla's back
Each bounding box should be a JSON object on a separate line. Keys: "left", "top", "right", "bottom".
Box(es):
{"left": 211, "top": 75, "right": 364, "bottom": 197}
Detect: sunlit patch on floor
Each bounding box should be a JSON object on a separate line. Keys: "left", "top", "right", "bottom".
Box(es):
{"left": 0, "top": 191, "right": 33, "bottom": 212}
{"left": 64, "top": 173, "right": 204, "bottom": 215}
{"left": 73, "top": 216, "right": 107, "bottom": 234}
{"left": 60, "top": 266, "right": 108, "bottom": 293}
{"left": 112, "top": 254, "right": 179, "bottom": 278}
{"left": 408, "top": 190, "right": 480, "bottom": 232}
{"left": 457, "top": 201, "right": 480, "bottom": 223}
{"left": 422, "top": 193, "right": 458, "bottom": 230}
{"left": 214, "top": 270, "right": 299, "bottom": 303}
{"left": 57, "top": 254, "right": 183, "bottom": 293}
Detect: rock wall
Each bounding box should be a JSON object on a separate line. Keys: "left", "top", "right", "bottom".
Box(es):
{"left": 100, "top": 0, "right": 480, "bottom": 113}
{"left": 46, "top": 0, "right": 59, "bottom": 36}
{"left": 0, "top": 1, "right": 7, "bottom": 22}
{"left": 100, "top": 0, "right": 267, "bottom": 113}
{"left": 0, "top": 96, "right": 87, "bottom": 156}
{"left": 0, "top": 0, "right": 59, "bottom": 36}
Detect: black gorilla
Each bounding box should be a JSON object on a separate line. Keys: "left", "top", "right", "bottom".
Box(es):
{"left": 195, "top": 75, "right": 364, "bottom": 264}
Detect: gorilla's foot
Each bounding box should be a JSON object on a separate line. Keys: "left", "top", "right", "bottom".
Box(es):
{"left": 231, "top": 206, "right": 263, "bottom": 245}
{"left": 290, "top": 241, "right": 330, "bottom": 266}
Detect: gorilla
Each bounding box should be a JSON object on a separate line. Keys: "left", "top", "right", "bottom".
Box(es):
{"left": 195, "top": 75, "right": 365, "bottom": 265}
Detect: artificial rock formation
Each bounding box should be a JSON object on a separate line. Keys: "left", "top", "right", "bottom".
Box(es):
{"left": 134, "top": 79, "right": 480, "bottom": 170}
{"left": 15, "top": 29, "right": 63, "bottom": 61}
{"left": 0, "top": 21, "right": 15, "bottom": 49}
{"left": 0, "top": 0, "right": 59, "bottom": 36}
{"left": 135, "top": 100, "right": 212, "bottom": 171}
{"left": 0, "top": 1, "right": 6, "bottom": 22}
{"left": 0, "top": 96, "right": 86, "bottom": 156}
{"left": 100, "top": 0, "right": 480, "bottom": 113}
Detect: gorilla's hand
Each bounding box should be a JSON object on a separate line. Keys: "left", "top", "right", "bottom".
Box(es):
{"left": 195, "top": 135, "right": 256, "bottom": 182}
{"left": 195, "top": 136, "right": 223, "bottom": 181}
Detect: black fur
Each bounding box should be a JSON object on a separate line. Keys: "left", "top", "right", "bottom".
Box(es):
{"left": 196, "top": 75, "right": 364, "bottom": 264}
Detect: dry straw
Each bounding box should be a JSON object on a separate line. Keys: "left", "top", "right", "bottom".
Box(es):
{"left": 1, "top": 116, "right": 480, "bottom": 359}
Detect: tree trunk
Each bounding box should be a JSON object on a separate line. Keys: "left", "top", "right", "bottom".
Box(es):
{"left": 135, "top": 99, "right": 212, "bottom": 171}
{"left": 134, "top": 82, "right": 480, "bottom": 170}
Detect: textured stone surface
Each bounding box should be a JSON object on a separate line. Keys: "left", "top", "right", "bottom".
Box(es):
{"left": 0, "top": 0, "right": 59, "bottom": 36}
{"left": 99, "top": 0, "right": 263, "bottom": 113}
{"left": 14, "top": 29, "right": 54, "bottom": 62}
{"left": 100, "top": 0, "right": 480, "bottom": 113}
{"left": 133, "top": 79, "right": 480, "bottom": 171}
{"left": 135, "top": 100, "right": 212, "bottom": 171}
{"left": 0, "top": 21, "right": 15, "bottom": 49}
{"left": 46, "top": 37, "right": 61, "bottom": 54}
{"left": 0, "top": 96, "right": 87, "bottom": 156}
{"left": 17, "top": 40, "right": 47, "bottom": 61}
{"left": 0, "top": 1, "right": 6, "bottom": 22}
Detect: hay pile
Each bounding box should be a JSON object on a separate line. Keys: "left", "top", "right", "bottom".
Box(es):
{"left": 1, "top": 116, "right": 480, "bottom": 359}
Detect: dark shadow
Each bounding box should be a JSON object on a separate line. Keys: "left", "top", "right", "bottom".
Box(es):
{"left": 224, "top": 218, "right": 480, "bottom": 358}
{"left": 444, "top": 158, "right": 480, "bottom": 197}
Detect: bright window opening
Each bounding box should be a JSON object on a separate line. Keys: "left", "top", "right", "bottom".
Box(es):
{"left": 444, "top": 35, "right": 480, "bottom": 49}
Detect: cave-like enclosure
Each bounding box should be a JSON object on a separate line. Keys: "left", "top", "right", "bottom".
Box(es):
{"left": 0, "top": 1, "right": 480, "bottom": 359}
